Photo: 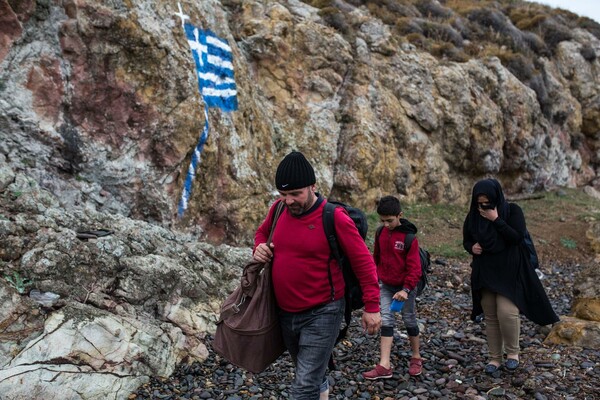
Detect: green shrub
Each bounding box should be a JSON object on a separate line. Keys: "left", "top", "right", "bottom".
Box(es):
{"left": 395, "top": 17, "right": 424, "bottom": 35}
{"left": 499, "top": 52, "right": 535, "bottom": 81}
{"left": 319, "top": 7, "right": 350, "bottom": 34}
{"left": 560, "top": 237, "right": 577, "bottom": 249}
{"left": 514, "top": 14, "right": 547, "bottom": 31}
{"left": 383, "top": 1, "right": 420, "bottom": 18}
{"left": 415, "top": 0, "right": 453, "bottom": 20}
{"left": 405, "top": 32, "right": 428, "bottom": 48}
{"left": 577, "top": 17, "right": 600, "bottom": 40}
{"left": 4, "top": 271, "right": 32, "bottom": 294}
{"left": 308, "top": 0, "right": 334, "bottom": 8}
{"left": 367, "top": 3, "right": 399, "bottom": 25}
{"left": 420, "top": 20, "right": 464, "bottom": 47}
{"left": 529, "top": 74, "right": 552, "bottom": 119}
{"left": 431, "top": 42, "right": 469, "bottom": 62}
{"left": 541, "top": 21, "right": 573, "bottom": 53}
{"left": 521, "top": 31, "right": 549, "bottom": 56}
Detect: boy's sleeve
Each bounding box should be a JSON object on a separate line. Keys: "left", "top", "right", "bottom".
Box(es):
{"left": 402, "top": 236, "right": 422, "bottom": 291}
{"left": 334, "top": 208, "right": 380, "bottom": 313}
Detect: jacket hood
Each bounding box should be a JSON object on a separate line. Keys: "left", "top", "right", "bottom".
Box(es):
{"left": 395, "top": 218, "right": 418, "bottom": 234}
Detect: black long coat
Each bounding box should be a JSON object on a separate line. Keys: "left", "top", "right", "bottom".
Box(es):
{"left": 463, "top": 202, "right": 559, "bottom": 326}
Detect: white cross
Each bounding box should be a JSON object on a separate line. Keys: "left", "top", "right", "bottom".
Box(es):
{"left": 174, "top": 3, "right": 190, "bottom": 28}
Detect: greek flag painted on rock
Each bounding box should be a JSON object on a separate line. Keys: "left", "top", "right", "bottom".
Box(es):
{"left": 178, "top": 23, "right": 238, "bottom": 217}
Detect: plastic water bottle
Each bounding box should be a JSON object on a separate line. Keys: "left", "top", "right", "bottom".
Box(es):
{"left": 390, "top": 299, "right": 404, "bottom": 312}
{"left": 535, "top": 268, "right": 545, "bottom": 280}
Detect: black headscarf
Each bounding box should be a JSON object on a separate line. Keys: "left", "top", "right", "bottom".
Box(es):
{"left": 467, "top": 179, "right": 510, "bottom": 251}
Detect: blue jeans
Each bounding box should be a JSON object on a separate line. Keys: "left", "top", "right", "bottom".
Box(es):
{"left": 380, "top": 283, "right": 419, "bottom": 335}
{"left": 279, "top": 298, "right": 345, "bottom": 400}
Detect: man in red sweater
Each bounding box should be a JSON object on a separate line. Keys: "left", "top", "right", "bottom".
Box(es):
{"left": 254, "top": 151, "right": 381, "bottom": 400}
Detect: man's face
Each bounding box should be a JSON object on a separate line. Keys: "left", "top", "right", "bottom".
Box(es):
{"left": 379, "top": 214, "right": 402, "bottom": 230}
{"left": 278, "top": 185, "right": 316, "bottom": 215}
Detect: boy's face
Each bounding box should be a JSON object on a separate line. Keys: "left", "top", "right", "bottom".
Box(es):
{"left": 379, "top": 213, "right": 402, "bottom": 230}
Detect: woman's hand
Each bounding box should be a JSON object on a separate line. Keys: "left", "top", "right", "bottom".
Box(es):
{"left": 479, "top": 206, "right": 498, "bottom": 221}
{"left": 472, "top": 242, "right": 483, "bottom": 255}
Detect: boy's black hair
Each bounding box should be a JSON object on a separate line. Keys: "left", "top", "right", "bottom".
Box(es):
{"left": 377, "top": 195, "right": 402, "bottom": 216}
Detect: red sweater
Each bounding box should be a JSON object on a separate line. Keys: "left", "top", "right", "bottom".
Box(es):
{"left": 374, "top": 228, "right": 422, "bottom": 290}
{"left": 254, "top": 199, "right": 380, "bottom": 313}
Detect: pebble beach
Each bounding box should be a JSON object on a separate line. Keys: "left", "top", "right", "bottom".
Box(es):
{"left": 134, "top": 259, "right": 599, "bottom": 399}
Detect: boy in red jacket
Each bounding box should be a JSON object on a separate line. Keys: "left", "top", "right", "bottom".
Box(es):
{"left": 363, "top": 195, "right": 424, "bottom": 379}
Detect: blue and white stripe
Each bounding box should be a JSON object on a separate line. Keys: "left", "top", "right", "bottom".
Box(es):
{"left": 184, "top": 24, "right": 238, "bottom": 111}
{"left": 178, "top": 106, "right": 209, "bottom": 216}
{"left": 178, "top": 23, "right": 238, "bottom": 217}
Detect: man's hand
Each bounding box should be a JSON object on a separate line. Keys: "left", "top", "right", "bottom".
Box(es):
{"left": 253, "top": 242, "right": 274, "bottom": 263}
{"left": 361, "top": 311, "right": 382, "bottom": 335}
{"left": 472, "top": 242, "right": 482, "bottom": 255}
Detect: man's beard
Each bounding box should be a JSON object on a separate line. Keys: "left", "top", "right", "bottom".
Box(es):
{"left": 287, "top": 190, "right": 315, "bottom": 215}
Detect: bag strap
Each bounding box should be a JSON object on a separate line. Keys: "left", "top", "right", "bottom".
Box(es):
{"left": 323, "top": 202, "right": 339, "bottom": 302}
{"left": 323, "top": 202, "right": 351, "bottom": 371}
{"left": 267, "top": 201, "right": 286, "bottom": 245}
{"left": 404, "top": 233, "right": 415, "bottom": 251}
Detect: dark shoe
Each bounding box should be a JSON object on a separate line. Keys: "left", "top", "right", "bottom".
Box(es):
{"left": 505, "top": 358, "right": 519, "bottom": 371}
{"left": 484, "top": 364, "right": 499, "bottom": 375}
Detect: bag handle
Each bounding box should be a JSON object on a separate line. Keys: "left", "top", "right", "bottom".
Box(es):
{"left": 267, "top": 201, "right": 285, "bottom": 245}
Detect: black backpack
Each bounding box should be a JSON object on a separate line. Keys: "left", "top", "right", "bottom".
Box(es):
{"left": 523, "top": 229, "right": 540, "bottom": 270}
{"left": 322, "top": 200, "right": 368, "bottom": 369}
{"left": 375, "top": 226, "right": 431, "bottom": 296}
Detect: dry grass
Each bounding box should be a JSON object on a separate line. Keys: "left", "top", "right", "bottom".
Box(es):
{"left": 364, "top": 187, "right": 600, "bottom": 264}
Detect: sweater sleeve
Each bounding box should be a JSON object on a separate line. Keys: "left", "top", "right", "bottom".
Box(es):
{"left": 463, "top": 217, "right": 476, "bottom": 255}
{"left": 373, "top": 227, "right": 381, "bottom": 265}
{"left": 334, "top": 207, "right": 380, "bottom": 313}
{"left": 403, "top": 236, "right": 422, "bottom": 291}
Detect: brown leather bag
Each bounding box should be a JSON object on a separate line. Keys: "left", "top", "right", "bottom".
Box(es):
{"left": 212, "top": 201, "right": 286, "bottom": 373}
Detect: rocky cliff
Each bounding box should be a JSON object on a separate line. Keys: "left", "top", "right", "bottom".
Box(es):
{"left": 1, "top": 0, "right": 599, "bottom": 244}
{"left": 2, "top": 1, "right": 600, "bottom": 398}
{"left": 0, "top": 158, "right": 250, "bottom": 399}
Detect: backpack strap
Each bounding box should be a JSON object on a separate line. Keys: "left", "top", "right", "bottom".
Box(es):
{"left": 378, "top": 227, "right": 415, "bottom": 252}
{"left": 323, "top": 202, "right": 338, "bottom": 302}
{"left": 404, "top": 233, "right": 415, "bottom": 251}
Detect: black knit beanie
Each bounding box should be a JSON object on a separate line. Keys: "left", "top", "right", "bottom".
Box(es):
{"left": 275, "top": 151, "right": 316, "bottom": 190}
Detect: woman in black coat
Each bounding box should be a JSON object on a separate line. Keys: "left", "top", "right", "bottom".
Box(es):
{"left": 463, "top": 179, "right": 559, "bottom": 374}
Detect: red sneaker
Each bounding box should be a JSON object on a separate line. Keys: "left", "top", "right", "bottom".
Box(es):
{"left": 362, "top": 364, "right": 393, "bottom": 380}
{"left": 408, "top": 357, "right": 423, "bottom": 376}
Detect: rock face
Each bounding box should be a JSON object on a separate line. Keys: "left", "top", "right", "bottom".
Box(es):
{"left": 1, "top": 0, "right": 599, "bottom": 244}
{"left": 546, "top": 223, "right": 600, "bottom": 349}
{"left": 0, "top": 156, "right": 251, "bottom": 399}
{"left": 1, "top": 0, "right": 600, "bottom": 397}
